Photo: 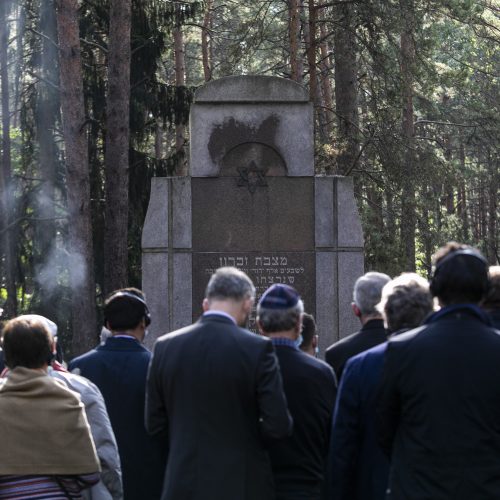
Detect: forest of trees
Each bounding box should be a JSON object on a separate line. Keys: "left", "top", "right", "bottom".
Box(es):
{"left": 0, "top": 0, "right": 498, "bottom": 355}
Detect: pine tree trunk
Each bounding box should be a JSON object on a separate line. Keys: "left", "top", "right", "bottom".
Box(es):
{"left": 487, "top": 152, "right": 498, "bottom": 263}
{"left": 35, "top": 0, "right": 59, "bottom": 315}
{"left": 318, "top": 4, "right": 333, "bottom": 138}
{"left": 458, "top": 140, "right": 469, "bottom": 241}
{"left": 202, "top": 0, "right": 213, "bottom": 82}
{"left": 0, "top": 0, "right": 17, "bottom": 317}
{"left": 174, "top": 25, "right": 187, "bottom": 176}
{"left": 307, "top": 0, "right": 317, "bottom": 102}
{"left": 289, "top": 0, "right": 301, "bottom": 81}
{"left": 333, "top": 0, "right": 359, "bottom": 175}
{"left": 13, "top": 3, "right": 25, "bottom": 129}
{"left": 104, "top": 0, "right": 131, "bottom": 294}
{"left": 55, "top": 0, "right": 97, "bottom": 354}
{"left": 399, "top": 0, "right": 416, "bottom": 271}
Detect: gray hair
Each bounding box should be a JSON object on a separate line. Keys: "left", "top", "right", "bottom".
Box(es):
{"left": 257, "top": 299, "right": 304, "bottom": 333}
{"left": 206, "top": 267, "right": 256, "bottom": 302}
{"left": 353, "top": 272, "right": 391, "bottom": 316}
{"left": 377, "top": 273, "right": 434, "bottom": 332}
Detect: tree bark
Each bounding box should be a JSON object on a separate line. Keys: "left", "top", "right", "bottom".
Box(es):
{"left": 399, "top": 0, "right": 416, "bottom": 271}
{"left": 333, "top": 0, "right": 359, "bottom": 175}
{"left": 0, "top": 0, "right": 17, "bottom": 317}
{"left": 13, "top": 3, "right": 25, "bottom": 129}
{"left": 487, "top": 152, "right": 498, "bottom": 263}
{"left": 318, "top": 4, "right": 334, "bottom": 138}
{"left": 174, "top": 24, "right": 187, "bottom": 176}
{"left": 201, "top": 0, "right": 213, "bottom": 82}
{"left": 35, "top": 0, "right": 59, "bottom": 314}
{"left": 104, "top": 0, "right": 132, "bottom": 294}
{"left": 307, "top": 0, "right": 317, "bottom": 102}
{"left": 55, "top": 0, "right": 97, "bottom": 354}
{"left": 289, "top": 0, "right": 301, "bottom": 81}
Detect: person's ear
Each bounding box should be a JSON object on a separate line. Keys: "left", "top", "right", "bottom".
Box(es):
{"left": 312, "top": 334, "right": 318, "bottom": 350}
{"left": 242, "top": 297, "right": 254, "bottom": 315}
{"left": 256, "top": 319, "right": 265, "bottom": 335}
{"left": 202, "top": 298, "right": 210, "bottom": 312}
{"left": 296, "top": 314, "right": 303, "bottom": 334}
{"left": 51, "top": 337, "right": 58, "bottom": 355}
{"left": 352, "top": 303, "right": 361, "bottom": 318}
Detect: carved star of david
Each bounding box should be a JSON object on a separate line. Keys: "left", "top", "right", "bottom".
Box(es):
{"left": 237, "top": 161, "right": 268, "bottom": 194}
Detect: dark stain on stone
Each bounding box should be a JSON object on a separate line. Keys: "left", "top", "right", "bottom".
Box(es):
{"left": 208, "top": 115, "right": 281, "bottom": 167}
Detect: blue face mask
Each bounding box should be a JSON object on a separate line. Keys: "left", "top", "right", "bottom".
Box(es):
{"left": 294, "top": 334, "right": 304, "bottom": 349}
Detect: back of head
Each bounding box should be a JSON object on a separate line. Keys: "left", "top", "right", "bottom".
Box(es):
{"left": 1, "top": 316, "right": 53, "bottom": 369}
{"left": 482, "top": 266, "right": 500, "bottom": 312}
{"left": 104, "top": 287, "right": 150, "bottom": 331}
{"left": 206, "top": 267, "right": 255, "bottom": 303}
{"left": 353, "top": 272, "right": 391, "bottom": 316}
{"left": 430, "top": 242, "right": 489, "bottom": 306}
{"left": 378, "top": 273, "right": 434, "bottom": 332}
{"left": 257, "top": 284, "right": 304, "bottom": 333}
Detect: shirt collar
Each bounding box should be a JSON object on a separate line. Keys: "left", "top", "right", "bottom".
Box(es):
{"left": 425, "top": 304, "right": 492, "bottom": 326}
{"left": 202, "top": 310, "right": 237, "bottom": 325}
{"left": 270, "top": 337, "right": 300, "bottom": 350}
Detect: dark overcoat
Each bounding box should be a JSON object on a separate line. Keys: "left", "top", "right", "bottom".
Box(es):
{"left": 145, "top": 314, "right": 292, "bottom": 500}
{"left": 69, "top": 337, "right": 167, "bottom": 500}
{"left": 325, "top": 319, "right": 387, "bottom": 380}
{"left": 268, "top": 343, "right": 336, "bottom": 500}
{"left": 377, "top": 306, "right": 500, "bottom": 500}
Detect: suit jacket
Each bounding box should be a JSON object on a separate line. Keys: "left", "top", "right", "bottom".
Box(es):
{"left": 488, "top": 309, "right": 500, "bottom": 329}
{"left": 327, "top": 334, "right": 415, "bottom": 500}
{"left": 145, "top": 313, "right": 292, "bottom": 500}
{"left": 69, "top": 337, "right": 167, "bottom": 500}
{"left": 325, "top": 319, "right": 387, "bottom": 380}
{"left": 268, "top": 343, "right": 336, "bottom": 500}
{"left": 377, "top": 305, "right": 500, "bottom": 500}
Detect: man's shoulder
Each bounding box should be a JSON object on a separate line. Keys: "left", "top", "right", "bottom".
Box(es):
{"left": 52, "top": 370, "right": 102, "bottom": 401}
{"left": 69, "top": 348, "right": 100, "bottom": 367}
{"left": 156, "top": 320, "right": 269, "bottom": 348}
{"left": 279, "top": 347, "right": 335, "bottom": 382}
{"left": 326, "top": 329, "right": 362, "bottom": 356}
{"left": 387, "top": 325, "right": 427, "bottom": 346}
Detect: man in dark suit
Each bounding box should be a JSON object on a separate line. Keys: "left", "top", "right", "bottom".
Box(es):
{"left": 145, "top": 267, "right": 292, "bottom": 500}
{"left": 377, "top": 243, "right": 500, "bottom": 500}
{"left": 257, "top": 284, "right": 336, "bottom": 500}
{"left": 328, "top": 273, "right": 433, "bottom": 500}
{"left": 69, "top": 288, "right": 167, "bottom": 500}
{"left": 325, "top": 271, "right": 390, "bottom": 380}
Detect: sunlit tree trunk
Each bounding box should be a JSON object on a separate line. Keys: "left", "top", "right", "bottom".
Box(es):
{"left": 55, "top": 0, "right": 97, "bottom": 354}
{"left": 202, "top": 0, "right": 213, "bottom": 82}
{"left": 104, "top": 0, "right": 131, "bottom": 294}
{"left": 307, "top": 0, "right": 317, "bottom": 102}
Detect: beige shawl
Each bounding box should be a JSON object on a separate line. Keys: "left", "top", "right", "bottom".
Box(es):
{"left": 0, "top": 367, "right": 100, "bottom": 475}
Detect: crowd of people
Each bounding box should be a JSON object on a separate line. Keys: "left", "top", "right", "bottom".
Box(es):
{"left": 0, "top": 241, "right": 499, "bottom": 500}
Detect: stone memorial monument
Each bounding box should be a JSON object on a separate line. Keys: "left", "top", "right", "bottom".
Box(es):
{"left": 142, "top": 75, "right": 364, "bottom": 355}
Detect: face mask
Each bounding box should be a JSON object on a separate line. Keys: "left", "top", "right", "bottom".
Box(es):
{"left": 294, "top": 334, "right": 304, "bottom": 349}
